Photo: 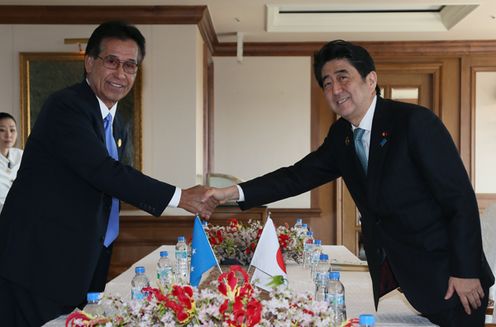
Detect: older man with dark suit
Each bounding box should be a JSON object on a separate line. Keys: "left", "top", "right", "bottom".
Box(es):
{"left": 209, "top": 40, "right": 494, "bottom": 326}
{"left": 0, "top": 21, "right": 216, "bottom": 326}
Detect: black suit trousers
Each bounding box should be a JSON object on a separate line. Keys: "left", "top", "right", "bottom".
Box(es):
{"left": 423, "top": 287, "right": 489, "bottom": 327}
{"left": 0, "top": 244, "right": 114, "bottom": 326}
{"left": 0, "top": 277, "right": 73, "bottom": 327}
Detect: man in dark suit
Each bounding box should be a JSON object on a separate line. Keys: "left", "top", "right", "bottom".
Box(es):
{"left": 0, "top": 21, "right": 216, "bottom": 326}
{"left": 209, "top": 40, "right": 494, "bottom": 326}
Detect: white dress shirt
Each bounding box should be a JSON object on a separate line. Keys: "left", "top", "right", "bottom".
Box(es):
{"left": 351, "top": 95, "right": 377, "bottom": 162}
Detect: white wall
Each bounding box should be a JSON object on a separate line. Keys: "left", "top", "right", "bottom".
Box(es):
{"left": 0, "top": 23, "right": 313, "bottom": 211}
{"left": 0, "top": 24, "right": 204, "bottom": 215}
{"left": 475, "top": 71, "right": 496, "bottom": 193}
{"left": 213, "top": 56, "right": 311, "bottom": 208}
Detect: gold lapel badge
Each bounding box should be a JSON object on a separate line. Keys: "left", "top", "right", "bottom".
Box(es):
{"left": 117, "top": 138, "right": 122, "bottom": 148}
{"left": 345, "top": 136, "right": 350, "bottom": 146}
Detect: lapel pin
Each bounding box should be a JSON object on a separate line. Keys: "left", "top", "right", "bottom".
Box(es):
{"left": 380, "top": 131, "right": 389, "bottom": 147}
{"left": 117, "top": 138, "right": 122, "bottom": 148}
{"left": 345, "top": 136, "right": 350, "bottom": 146}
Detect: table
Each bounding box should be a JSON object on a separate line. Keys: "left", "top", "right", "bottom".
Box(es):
{"left": 115, "top": 245, "right": 437, "bottom": 325}
{"left": 46, "top": 244, "right": 440, "bottom": 326}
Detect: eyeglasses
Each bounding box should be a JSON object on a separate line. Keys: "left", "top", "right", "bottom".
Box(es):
{"left": 97, "top": 55, "right": 139, "bottom": 74}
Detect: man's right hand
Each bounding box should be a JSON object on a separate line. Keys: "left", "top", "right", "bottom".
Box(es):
{"left": 178, "top": 185, "right": 219, "bottom": 219}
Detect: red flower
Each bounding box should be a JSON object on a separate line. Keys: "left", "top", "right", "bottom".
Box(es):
{"left": 217, "top": 266, "right": 262, "bottom": 326}
{"left": 228, "top": 218, "right": 240, "bottom": 231}
{"left": 148, "top": 284, "right": 196, "bottom": 324}
{"left": 66, "top": 311, "right": 91, "bottom": 326}
{"left": 278, "top": 233, "right": 290, "bottom": 250}
{"left": 208, "top": 229, "right": 224, "bottom": 246}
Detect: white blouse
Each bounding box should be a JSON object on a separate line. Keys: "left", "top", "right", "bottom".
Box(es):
{"left": 0, "top": 147, "right": 23, "bottom": 207}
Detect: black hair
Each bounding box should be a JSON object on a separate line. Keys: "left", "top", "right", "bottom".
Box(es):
{"left": 0, "top": 112, "right": 16, "bottom": 123}
{"left": 313, "top": 40, "right": 380, "bottom": 96}
{"left": 85, "top": 21, "right": 145, "bottom": 63}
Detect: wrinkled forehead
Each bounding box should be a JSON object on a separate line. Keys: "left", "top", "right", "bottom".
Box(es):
{"left": 0, "top": 118, "right": 16, "bottom": 126}
{"left": 99, "top": 37, "right": 141, "bottom": 62}
{"left": 321, "top": 58, "right": 359, "bottom": 78}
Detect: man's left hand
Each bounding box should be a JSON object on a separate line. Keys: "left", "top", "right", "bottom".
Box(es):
{"left": 444, "top": 276, "right": 484, "bottom": 315}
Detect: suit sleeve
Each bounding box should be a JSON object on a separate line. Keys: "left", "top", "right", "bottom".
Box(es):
{"left": 239, "top": 125, "right": 342, "bottom": 210}
{"left": 43, "top": 91, "right": 176, "bottom": 216}
{"left": 408, "top": 109, "right": 482, "bottom": 278}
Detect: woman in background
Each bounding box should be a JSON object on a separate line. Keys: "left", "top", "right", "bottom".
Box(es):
{"left": 0, "top": 112, "right": 23, "bottom": 212}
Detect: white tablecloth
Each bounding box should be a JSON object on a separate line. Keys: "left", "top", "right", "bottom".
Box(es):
{"left": 46, "top": 245, "right": 441, "bottom": 326}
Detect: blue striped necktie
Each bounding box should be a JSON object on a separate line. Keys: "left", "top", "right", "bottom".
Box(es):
{"left": 353, "top": 128, "right": 368, "bottom": 174}
{"left": 103, "top": 113, "right": 119, "bottom": 247}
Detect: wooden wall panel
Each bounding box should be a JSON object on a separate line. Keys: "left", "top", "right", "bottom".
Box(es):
{"left": 109, "top": 206, "right": 324, "bottom": 279}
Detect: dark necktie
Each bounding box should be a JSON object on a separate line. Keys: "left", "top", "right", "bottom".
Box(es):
{"left": 353, "top": 128, "right": 368, "bottom": 174}
{"left": 103, "top": 113, "right": 119, "bottom": 247}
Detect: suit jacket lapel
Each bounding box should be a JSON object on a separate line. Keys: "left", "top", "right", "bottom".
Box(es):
{"left": 341, "top": 125, "right": 366, "bottom": 180}
{"left": 342, "top": 123, "right": 368, "bottom": 201}
{"left": 367, "top": 98, "right": 393, "bottom": 203}
{"left": 79, "top": 81, "right": 106, "bottom": 144}
{"left": 113, "top": 114, "right": 125, "bottom": 160}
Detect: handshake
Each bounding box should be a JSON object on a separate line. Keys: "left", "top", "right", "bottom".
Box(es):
{"left": 177, "top": 185, "right": 240, "bottom": 219}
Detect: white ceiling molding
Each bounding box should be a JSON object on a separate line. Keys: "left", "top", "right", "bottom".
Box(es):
{"left": 266, "top": 3, "right": 479, "bottom": 33}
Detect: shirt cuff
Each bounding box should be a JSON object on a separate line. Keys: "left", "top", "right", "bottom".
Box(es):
{"left": 168, "top": 187, "right": 181, "bottom": 208}
{"left": 236, "top": 185, "right": 245, "bottom": 202}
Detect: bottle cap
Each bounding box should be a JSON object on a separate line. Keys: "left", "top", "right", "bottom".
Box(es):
{"left": 329, "top": 271, "right": 340, "bottom": 280}
{"left": 87, "top": 292, "right": 100, "bottom": 302}
{"left": 178, "top": 236, "right": 185, "bottom": 242}
{"left": 314, "top": 239, "right": 322, "bottom": 245}
{"left": 135, "top": 266, "right": 145, "bottom": 274}
{"left": 296, "top": 218, "right": 302, "bottom": 224}
{"left": 359, "top": 314, "right": 375, "bottom": 325}
{"left": 319, "top": 253, "right": 329, "bottom": 261}
{"left": 302, "top": 223, "right": 308, "bottom": 228}
{"left": 160, "top": 250, "right": 168, "bottom": 257}
{"left": 306, "top": 231, "right": 313, "bottom": 236}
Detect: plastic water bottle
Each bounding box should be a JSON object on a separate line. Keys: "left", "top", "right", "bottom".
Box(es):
{"left": 131, "top": 266, "right": 150, "bottom": 300}
{"left": 314, "top": 267, "right": 328, "bottom": 302}
{"left": 359, "top": 314, "right": 375, "bottom": 327}
{"left": 157, "top": 250, "right": 174, "bottom": 288}
{"left": 175, "top": 236, "right": 189, "bottom": 284}
{"left": 303, "top": 231, "right": 314, "bottom": 269}
{"left": 294, "top": 218, "right": 304, "bottom": 235}
{"left": 310, "top": 239, "right": 322, "bottom": 278}
{"left": 326, "top": 271, "right": 346, "bottom": 326}
{"left": 85, "top": 292, "right": 104, "bottom": 317}
{"left": 313, "top": 253, "right": 329, "bottom": 283}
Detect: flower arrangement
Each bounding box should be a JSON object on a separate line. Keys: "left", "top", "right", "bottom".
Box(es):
{"left": 206, "top": 218, "right": 305, "bottom": 266}
{"left": 66, "top": 265, "right": 361, "bottom": 327}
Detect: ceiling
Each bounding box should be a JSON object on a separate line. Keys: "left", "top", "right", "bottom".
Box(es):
{"left": 2, "top": 0, "right": 496, "bottom": 43}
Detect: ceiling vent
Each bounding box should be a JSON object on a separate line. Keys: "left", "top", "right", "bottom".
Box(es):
{"left": 266, "top": 4, "right": 479, "bottom": 32}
